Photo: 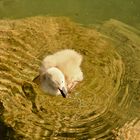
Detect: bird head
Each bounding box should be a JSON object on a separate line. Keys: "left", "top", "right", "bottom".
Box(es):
{"left": 42, "top": 67, "right": 67, "bottom": 98}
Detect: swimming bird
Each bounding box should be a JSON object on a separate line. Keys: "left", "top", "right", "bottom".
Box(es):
{"left": 34, "top": 49, "right": 83, "bottom": 98}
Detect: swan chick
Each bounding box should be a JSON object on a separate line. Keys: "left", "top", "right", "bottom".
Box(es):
{"left": 34, "top": 49, "right": 83, "bottom": 98}
{"left": 40, "top": 67, "right": 67, "bottom": 98}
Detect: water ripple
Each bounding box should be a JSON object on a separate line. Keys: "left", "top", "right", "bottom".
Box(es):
{"left": 0, "top": 17, "right": 139, "bottom": 139}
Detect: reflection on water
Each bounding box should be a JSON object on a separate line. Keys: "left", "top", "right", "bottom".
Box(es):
{"left": 0, "top": 17, "right": 140, "bottom": 139}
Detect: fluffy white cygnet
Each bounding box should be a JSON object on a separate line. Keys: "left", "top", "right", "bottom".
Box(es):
{"left": 35, "top": 49, "right": 83, "bottom": 98}
{"left": 40, "top": 67, "right": 67, "bottom": 97}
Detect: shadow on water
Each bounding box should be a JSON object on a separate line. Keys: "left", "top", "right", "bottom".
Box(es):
{"left": 0, "top": 121, "right": 17, "bottom": 140}
{"left": 0, "top": 101, "right": 15, "bottom": 140}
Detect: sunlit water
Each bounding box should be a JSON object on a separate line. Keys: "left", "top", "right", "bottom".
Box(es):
{"left": 0, "top": 1, "right": 140, "bottom": 140}
{"left": 0, "top": 16, "right": 139, "bottom": 140}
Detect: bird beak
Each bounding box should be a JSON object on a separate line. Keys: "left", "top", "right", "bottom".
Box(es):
{"left": 59, "top": 87, "right": 67, "bottom": 98}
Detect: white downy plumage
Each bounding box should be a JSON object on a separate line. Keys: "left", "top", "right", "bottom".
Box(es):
{"left": 38, "top": 49, "right": 83, "bottom": 98}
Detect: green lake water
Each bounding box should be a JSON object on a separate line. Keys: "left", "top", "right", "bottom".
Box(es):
{"left": 0, "top": 0, "right": 140, "bottom": 27}
{"left": 0, "top": 0, "right": 140, "bottom": 140}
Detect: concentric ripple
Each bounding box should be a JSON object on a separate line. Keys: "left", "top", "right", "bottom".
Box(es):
{"left": 0, "top": 17, "right": 140, "bottom": 139}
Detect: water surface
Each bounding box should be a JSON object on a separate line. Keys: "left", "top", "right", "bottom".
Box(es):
{"left": 0, "top": 1, "right": 140, "bottom": 140}
{"left": 0, "top": 0, "right": 140, "bottom": 27}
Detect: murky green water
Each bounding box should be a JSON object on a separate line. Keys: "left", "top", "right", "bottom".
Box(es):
{"left": 0, "top": 0, "right": 140, "bottom": 27}
{"left": 0, "top": 1, "right": 140, "bottom": 140}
